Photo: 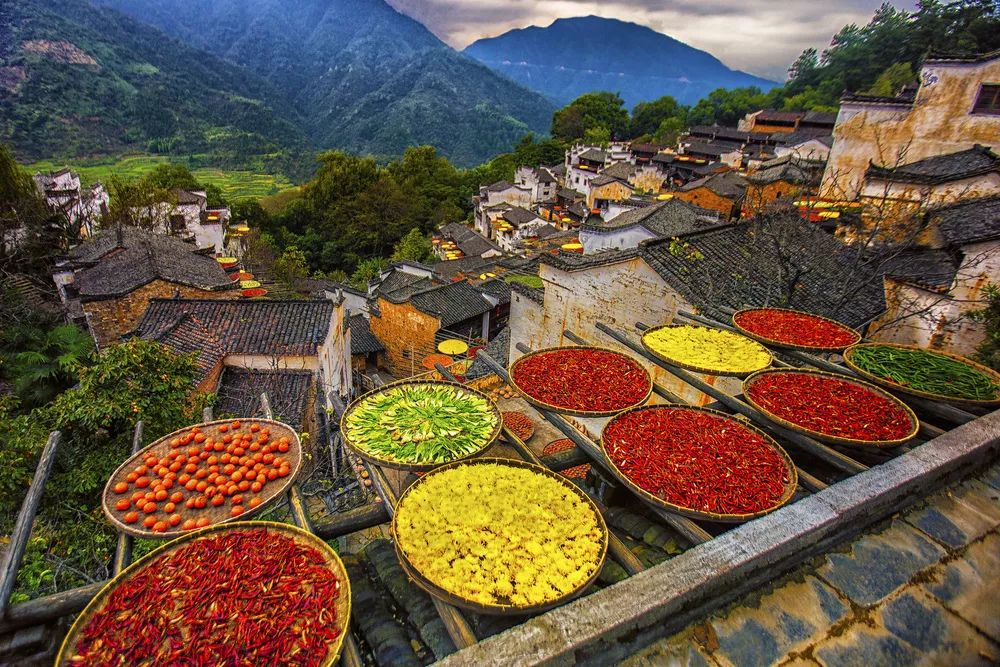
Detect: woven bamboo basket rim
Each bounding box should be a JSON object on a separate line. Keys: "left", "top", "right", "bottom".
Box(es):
{"left": 640, "top": 323, "right": 773, "bottom": 379}
{"left": 731, "top": 307, "right": 862, "bottom": 352}
{"left": 55, "top": 521, "right": 352, "bottom": 667}
{"left": 501, "top": 411, "right": 536, "bottom": 442}
{"left": 102, "top": 418, "right": 303, "bottom": 539}
{"left": 340, "top": 379, "right": 503, "bottom": 472}
{"left": 507, "top": 345, "right": 654, "bottom": 418}
{"left": 843, "top": 342, "right": 1000, "bottom": 407}
{"left": 599, "top": 404, "right": 798, "bottom": 523}
{"left": 742, "top": 368, "right": 920, "bottom": 448}
{"left": 391, "top": 457, "right": 608, "bottom": 616}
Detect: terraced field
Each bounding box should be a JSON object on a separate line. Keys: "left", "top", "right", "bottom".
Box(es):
{"left": 26, "top": 155, "right": 295, "bottom": 201}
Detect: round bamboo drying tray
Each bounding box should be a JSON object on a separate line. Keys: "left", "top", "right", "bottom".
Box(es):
{"left": 508, "top": 345, "right": 653, "bottom": 418}
{"left": 340, "top": 379, "right": 503, "bottom": 472}
{"left": 731, "top": 307, "right": 862, "bottom": 352}
{"left": 392, "top": 458, "right": 608, "bottom": 615}
{"left": 599, "top": 404, "right": 798, "bottom": 522}
{"left": 502, "top": 411, "right": 535, "bottom": 442}
{"left": 102, "top": 419, "right": 302, "bottom": 539}
{"left": 640, "top": 324, "right": 773, "bottom": 379}
{"left": 56, "top": 521, "right": 352, "bottom": 667}
{"left": 844, "top": 343, "right": 1000, "bottom": 407}
{"left": 742, "top": 369, "right": 920, "bottom": 448}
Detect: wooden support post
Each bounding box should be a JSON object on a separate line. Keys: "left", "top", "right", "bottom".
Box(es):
{"left": 0, "top": 431, "right": 60, "bottom": 617}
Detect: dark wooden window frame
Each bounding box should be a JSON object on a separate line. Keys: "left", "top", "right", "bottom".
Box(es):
{"left": 971, "top": 83, "right": 1000, "bottom": 115}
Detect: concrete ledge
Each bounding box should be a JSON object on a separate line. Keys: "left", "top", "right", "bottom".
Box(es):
{"left": 436, "top": 410, "right": 1000, "bottom": 666}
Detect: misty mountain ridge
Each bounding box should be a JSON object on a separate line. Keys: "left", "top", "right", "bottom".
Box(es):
{"left": 464, "top": 15, "right": 778, "bottom": 108}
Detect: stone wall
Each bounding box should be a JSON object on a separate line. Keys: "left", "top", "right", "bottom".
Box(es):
{"left": 369, "top": 299, "right": 440, "bottom": 378}
{"left": 82, "top": 280, "right": 238, "bottom": 348}
{"left": 742, "top": 180, "right": 805, "bottom": 217}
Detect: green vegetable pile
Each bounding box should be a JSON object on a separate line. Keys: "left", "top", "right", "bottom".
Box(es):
{"left": 344, "top": 383, "right": 500, "bottom": 464}
{"left": 848, "top": 345, "right": 1000, "bottom": 402}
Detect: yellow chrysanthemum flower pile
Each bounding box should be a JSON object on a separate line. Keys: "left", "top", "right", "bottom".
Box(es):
{"left": 643, "top": 325, "right": 772, "bottom": 375}
{"left": 394, "top": 463, "right": 605, "bottom": 608}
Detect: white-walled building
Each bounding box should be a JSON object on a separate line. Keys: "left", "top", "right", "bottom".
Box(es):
{"left": 33, "top": 169, "right": 109, "bottom": 238}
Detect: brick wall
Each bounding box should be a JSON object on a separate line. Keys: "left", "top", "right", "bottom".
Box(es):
{"left": 82, "top": 280, "right": 238, "bottom": 348}
{"left": 674, "top": 188, "right": 739, "bottom": 219}
{"left": 742, "top": 180, "right": 803, "bottom": 217}
{"left": 369, "top": 299, "right": 441, "bottom": 377}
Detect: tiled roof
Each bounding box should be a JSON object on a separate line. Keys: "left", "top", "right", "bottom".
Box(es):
{"left": 478, "top": 279, "right": 512, "bottom": 305}
{"left": 502, "top": 207, "right": 541, "bottom": 227}
{"left": 881, "top": 249, "right": 959, "bottom": 291}
{"left": 639, "top": 222, "right": 888, "bottom": 328}
{"left": 174, "top": 189, "right": 206, "bottom": 205}
{"left": 683, "top": 142, "right": 741, "bottom": 158}
{"left": 687, "top": 126, "right": 749, "bottom": 142}
{"left": 349, "top": 314, "right": 385, "bottom": 355}
{"left": 679, "top": 171, "right": 748, "bottom": 199}
{"left": 432, "top": 255, "right": 498, "bottom": 281}
{"left": 137, "top": 299, "right": 335, "bottom": 356}
{"left": 405, "top": 281, "right": 494, "bottom": 328}
{"left": 747, "top": 156, "right": 826, "bottom": 186}
{"left": 840, "top": 91, "right": 915, "bottom": 106}
{"left": 534, "top": 168, "right": 557, "bottom": 183}
{"left": 754, "top": 110, "right": 804, "bottom": 123}
{"left": 772, "top": 130, "right": 833, "bottom": 147}
{"left": 70, "top": 227, "right": 236, "bottom": 301}
{"left": 577, "top": 148, "right": 608, "bottom": 163}
{"left": 600, "top": 162, "right": 635, "bottom": 182}
{"left": 466, "top": 328, "right": 510, "bottom": 380}
{"left": 439, "top": 222, "right": 502, "bottom": 257}
{"left": 486, "top": 180, "right": 516, "bottom": 192}
{"left": 584, "top": 199, "right": 720, "bottom": 237}
{"left": 630, "top": 143, "right": 664, "bottom": 154}
{"left": 144, "top": 312, "right": 225, "bottom": 381}
{"left": 557, "top": 188, "right": 583, "bottom": 200}
{"left": 800, "top": 111, "right": 838, "bottom": 125}
{"left": 589, "top": 174, "right": 618, "bottom": 187}
{"left": 215, "top": 368, "right": 313, "bottom": 430}
{"left": 924, "top": 48, "right": 1000, "bottom": 64}
{"left": 508, "top": 280, "right": 544, "bottom": 305}
{"left": 866, "top": 145, "right": 1000, "bottom": 185}
{"left": 930, "top": 195, "right": 1000, "bottom": 246}
{"left": 540, "top": 247, "right": 641, "bottom": 272}
{"left": 375, "top": 270, "right": 439, "bottom": 300}
{"left": 535, "top": 224, "right": 562, "bottom": 239}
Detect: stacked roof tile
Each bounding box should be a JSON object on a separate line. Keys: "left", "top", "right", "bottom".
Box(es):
{"left": 215, "top": 368, "right": 313, "bottom": 430}
{"left": 930, "top": 195, "right": 1000, "bottom": 246}
{"left": 865, "top": 145, "right": 1000, "bottom": 186}
{"left": 349, "top": 314, "right": 385, "bottom": 355}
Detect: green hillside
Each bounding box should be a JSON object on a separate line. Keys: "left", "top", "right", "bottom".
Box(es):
{"left": 1, "top": 0, "right": 306, "bottom": 168}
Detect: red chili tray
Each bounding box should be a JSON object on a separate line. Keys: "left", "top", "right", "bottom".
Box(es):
{"left": 600, "top": 405, "right": 798, "bottom": 522}
{"left": 56, "top": 522, "right": 351, "bottom": 667}
{"left": 742, "top": 369, "right": 919, "bottom": 448}
{"left": 508, "top": 346, "right": 653, "bottom": 417}
{"left": 732, "top": 307, "right": 862, "bottom": 352}
{"left": 102, "top": 419, "right": 302, "bottom": 538}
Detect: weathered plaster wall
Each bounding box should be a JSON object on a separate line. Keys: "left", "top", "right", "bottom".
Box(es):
{"left": 673, "top": 188, "right": 738, "bottom": 219}
{"left": 822, "top": 58, "right": 1000, "bottom": 199}
{"left": 369, "top": 299, "right": 440, "bottom": 378}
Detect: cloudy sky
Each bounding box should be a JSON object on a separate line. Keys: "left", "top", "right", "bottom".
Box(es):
{"left": 386, "top": 0, "right": 915, "bottom": 80}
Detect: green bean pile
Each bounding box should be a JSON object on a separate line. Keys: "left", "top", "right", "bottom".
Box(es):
{"left": 848, "top": 346, "right": 1000, "bottom": 401}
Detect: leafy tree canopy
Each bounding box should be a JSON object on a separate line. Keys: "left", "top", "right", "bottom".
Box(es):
{"left": 551, "top": 92, "right": 630, "bottom": 143}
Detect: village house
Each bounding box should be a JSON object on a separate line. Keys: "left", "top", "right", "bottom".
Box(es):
{"left": 678, "top": 140, "right": 745, "bottom": 169}
{"left": 474, "top": 181, "right": 533, "bottom": 237}
{"left": 33, "top": 168, "right": 109, "bottom": 239}
{"left": 585, "top": 173, "right": 636, "bottom": 211}
{"left": 514, "top": 166, "right": 559, "bottom": 202}
{"left": 870, "top": 195, "right": 1000, "bottom": 356}
{"left": 773, "top": 132, "right": 834, "bottom": 161}
{"left": 493, "top": 206, "right": 548, "bottom": 253}
{"left": 742, "top": 155, "right": 826, "bottom": 216}
{"left": 51, "top": 226, "right": 239, "bottom": 348}
{"left": 435, "top": 222, "right": 504, "bottom": 261}
{"left": 821, "top": 49, "right": 1000, "bottom": 199}
{"left": 508, "top": 220, "right": 890, "bottom": 405}
{"left": 133, "top": 297, "right": 352, "bottom": 405}
{"left": 739, "top": 109, "right": 836, "bottom": 135}
{"left": 348, "top": 313, "right": 386, "bottom": 374}
{"left": 673, "top": 170, "right": 748, "bottom": 219}
{"left": 369, "top": 279, "right": 508, "bottom": 377}
{"left": 578, "top": 198, "right": 720, "bottom": 253}
{"left": 161, "top": 189, "right": 231, "bottom": 254}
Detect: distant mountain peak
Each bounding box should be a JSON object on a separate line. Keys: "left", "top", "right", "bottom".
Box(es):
{"left": 464, "top": 16, "right": 776, "bottom": 108}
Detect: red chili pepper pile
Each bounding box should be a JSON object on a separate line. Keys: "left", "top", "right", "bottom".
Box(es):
{"left": 734, "top": 309, "right": 858, "bottom": 349}
{"left": 502, "top": 411, "right": 535, "bottom": 441}
{"left": 67, "top": 528, "right": 343, "bottom": 666}
{"left": 512, "top": 348, "right": 650, "bottom": 413}
{"left": 746, "top": 372, "right": 913, "bottom": 441}
{"left": 541, "top": 438, "right": 590, "bottom": 479}
{"left": 603, "top": 407, "right": 789, "bottom": 515}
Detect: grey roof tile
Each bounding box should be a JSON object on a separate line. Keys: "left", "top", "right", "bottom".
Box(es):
{"left": 583, "top": 198, "right": 720, "bottom": 237}
{"left": 406, "top": 281, "right": 494, "bottom": 328}
{"left": 349, "top": 314, "right": 385, "bottom": 354}
{"left": 930, "top": 195, "right": 1000, "bottom": 246}
{"left": 866, "top": 145, "right": 1000, "bottom": 185}
{"left": 215, "top": 368, "right": 313, "bottom": 430}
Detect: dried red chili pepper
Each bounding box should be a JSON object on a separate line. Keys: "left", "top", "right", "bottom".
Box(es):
{"left": 745, "top": 372, "right": 913, "bottom": 442}
{"left": 603, "top": 407, "right": 789, "bottom": 515}
{"left": 734, "top": 309, "right": 858, "bottom": 349}
{"left": 511, "top": 348, "right": 650, "bottom": 413}
{"left": 67, "top": 528, "right": 343, "bottom": 667}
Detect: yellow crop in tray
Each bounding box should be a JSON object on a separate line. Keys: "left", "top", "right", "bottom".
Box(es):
{"left": 643, "top": 325, "right": 771, "bottom": 374}
{"left": 395, "top": 463, "right": 604, "bottom": 608}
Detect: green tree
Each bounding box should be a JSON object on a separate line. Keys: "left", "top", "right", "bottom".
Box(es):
{"left": 141, "top": 164, "right": 201, "bottom": 192}
{"left": 273, "top": 245, "right": 310, "bottom": 291}
{"left": 654, "top": 117, "right": 688, "bottom": 146}
{"left": 7, "top": 325, "right": 93, "bottom": 409}
{"left": 687, "top": 87, "right": 770, "bottom": 126}
{"left": 971, "top": 284, "right": 1000, "bottom": 371}
{"left": 0, "top": 143, "right": 61, "bottom": 275}
{"left": 104, "top": 175, "right": 176, "bottom": 230}
{"left": 551, "top": 92, "right": 630, "bottom": 143}
{"left": 350, "top": 257, "right": 388, "bottom": 290}
{"left": 865, "top": 62, "right": 916, "bottom": 96}
{"left": 391, "top": 228, "right": 434, "bottom": 264}
{"left": 630, "top": 96, "right": 685, "bottom": 138}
